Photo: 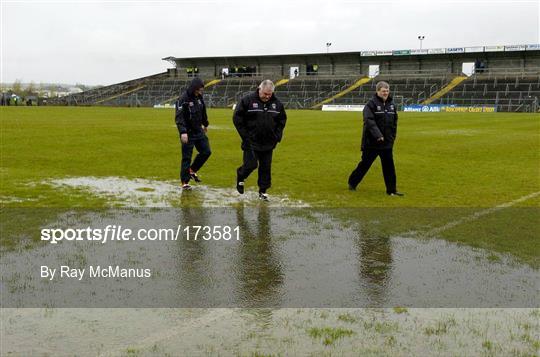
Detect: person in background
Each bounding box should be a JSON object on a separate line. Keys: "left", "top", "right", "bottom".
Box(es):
{"left": 175, "top": 77, "right": 212, "bottom": 190}
{"left": 348, "top": 81, "right": 404, "bottom": 196}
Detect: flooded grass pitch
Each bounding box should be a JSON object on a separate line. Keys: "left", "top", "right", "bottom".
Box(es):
{"left": 1, "top": 177, "right": 539, "bottom": 355}
{"left": 1, "top": 109, "right": 538, "bottom": 355}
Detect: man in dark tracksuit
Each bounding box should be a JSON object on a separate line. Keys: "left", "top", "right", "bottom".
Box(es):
{"left": 348, "top": 81, "right": 404, "bottom": 196}
{"left": 175, "top": 77, "right": 211, "bottom": 190}
{"left": 233, "top": 80, "right": 287, "bottom": 201}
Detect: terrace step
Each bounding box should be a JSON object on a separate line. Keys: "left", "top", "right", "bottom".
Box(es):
{"left": 311, "top": 77, "right": 372, "bottom": 109}
{"left": 94, "top": 84, "right": 147, "bottom": 104}
{"left": 422, "top": 76, "right": 467, "bottom": 105}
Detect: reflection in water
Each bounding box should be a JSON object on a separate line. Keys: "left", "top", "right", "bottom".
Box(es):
{"left": 236, "top": 204, "right": 283, "bottom": 308}
{"left": 1, "top": 208, "right": 538, "bottom": 309}
{"left": 355, "top": 225, "right": 392, "bottom": 307}
{"left": 174, "top": 207, "right": 212, "bottom": 306}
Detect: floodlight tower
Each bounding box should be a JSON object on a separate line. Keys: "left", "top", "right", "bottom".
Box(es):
{"left": 418, "top": 35, "right": 425, "bottom": 50}
{"left": 326, "top": 42, "right": 332, "bottom": 54}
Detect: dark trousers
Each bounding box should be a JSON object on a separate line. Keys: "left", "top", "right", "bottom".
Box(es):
{"left": 237, "top": 149, "right": 273, "bottom": 192}
{"left": 348, "top": 148, "right": 397, "bottom": 193}
{"left": 181, "top": 135, "right": 211, "bottom": 182}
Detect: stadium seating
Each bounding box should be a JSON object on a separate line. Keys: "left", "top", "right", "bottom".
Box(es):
{"left": 203, "top": 77, "right": 264, "bottom": 107}
{"left": 51, "top": 70, "right": 540, "bottom": 112}
{"left": 433, "top": 72, "right": 540, "bottom": 112}
{"left": 331, "top": 73, "right": 456, "bottom": 108}
{"left": 276, "top": 77, "right": 361, "bottom": 109}
{"left": 48, "top": 72, "right": 169, "bottom": 106}
{"left": 100, "top": 77, "right": 190, "bottom": 107}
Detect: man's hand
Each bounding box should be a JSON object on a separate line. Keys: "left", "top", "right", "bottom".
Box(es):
{"left": 181, "top": 133, "right": 188, "bottom": 144}
{"left": 203, "top": 126, "right": 208, "bottom": 133}
{"left": 377, "top": 137, "right": 385, "bottom": 143}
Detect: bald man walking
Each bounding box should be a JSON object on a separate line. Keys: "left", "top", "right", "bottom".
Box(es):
{"left": 233, "top": 80, "right": 287, "bottom": 201}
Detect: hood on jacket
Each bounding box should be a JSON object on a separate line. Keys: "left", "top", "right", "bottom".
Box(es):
{"left": 186, "top": 77, "right": 205, "bottom": 96}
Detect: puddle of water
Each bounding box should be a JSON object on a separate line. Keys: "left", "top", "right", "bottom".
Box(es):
{"left": 206, "top": 125, "right": 233, "bottom": 130}
{"left": 3, "top": 178, "right": 538, "bottom": 354}
{"left": 0, "top": 196, "right": 36, "bottom": 204}
{"left": 49, "top": 176, "right": 309, "bottom": 207}
{"left": 1, "top": 208, "right": 537, "bottom": 308}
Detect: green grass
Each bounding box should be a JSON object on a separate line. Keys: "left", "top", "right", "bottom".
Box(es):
{"left": 1, "top": 107, "right": 539, "bottom": 264}
{"left": 337, "top": 313, "right": 357, "bottom": 323}
{"left": 2, "top": 107, "right": 538, "bottom": 207}
{"left": 424, "top": 318, "right": 457, "bottom": 336}
{"left": 307, "top": 326, "right": 355, "bottom": 345}
{"left": 392, "top": 307, "right": 408, "bottom": 314}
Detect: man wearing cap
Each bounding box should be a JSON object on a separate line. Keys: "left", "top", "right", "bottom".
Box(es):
{"left": 233, "top": 79, "right": 287, "bottom": 201}
{"left": 175, "top": 77, "right": 212, "bottom": 190}
{"left": 348, "top": 81, "right": 404, "bottom": 196}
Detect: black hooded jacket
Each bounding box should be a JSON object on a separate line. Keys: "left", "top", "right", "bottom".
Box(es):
{"left": 361, "top": 94, "right": 398, "bottom": 150}
{"left": 233, "top": 89, "right": 287, "bottom": 151}
{"left": 175, "top": 78, "right": 208, "bottom": 138}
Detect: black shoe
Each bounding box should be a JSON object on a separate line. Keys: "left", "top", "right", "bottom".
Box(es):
{"left": 348, "top": 184, "right": 356, "bottom": 191}
{"left": 236, "top": 179, "right": 244, "bottom": 194}
{"left": 387, "top": 191, "right": 404, "bottom": 196}
{"left": 258, "top": 192, "right": 269, "bottom": 201}
{"left": 189, "top": 169, "right": 201, "bottom": 183}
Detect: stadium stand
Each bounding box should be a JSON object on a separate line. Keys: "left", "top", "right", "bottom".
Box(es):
{"left": 326, "top": 72, "right": 459, "bottom": 108}
{"left": 100, "top": 77, "right": 190, "bottom": 107}
{"left": 203, "top": 77, "right": 265, "bottom": 107}
{"left": 49, "top": 46, "right": 540, "bottom": 112}
{"left": 433, "top": 70, "right": 540, "bottom": 112}
{"left": 276, "top": 76, "right": 365, "bottom": 109}
{"left": 48, "top": 72, "right": 170, "bottom": 106}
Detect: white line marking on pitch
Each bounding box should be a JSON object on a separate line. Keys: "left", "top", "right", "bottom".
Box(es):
{"left": 422, "top": 191, "right": 540, "bottom": 237}
{"left": 99, "top": 309, "right": 236, "bottom": 357}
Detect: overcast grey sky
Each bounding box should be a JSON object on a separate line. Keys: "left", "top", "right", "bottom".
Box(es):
{"left": 2, "top": 0, "right": 539, "bottom": 85}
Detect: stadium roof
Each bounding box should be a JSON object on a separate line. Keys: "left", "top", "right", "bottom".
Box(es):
{"left": 163, "top": 44, "right": 540, "bottom": 63}
{"left": 162, "top": 51, "right": 359, "bottom": 62}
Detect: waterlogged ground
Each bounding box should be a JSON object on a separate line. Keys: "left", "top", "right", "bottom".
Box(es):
{"left": 1, "top": 176, "right": 539, "bottom": 355}
{"left": 48, "top": 176, "right": 310, "bottom": 207}
{"left": 2, "top": 207, "right": 538, "bottom": 308}
{"left": 2, "top": 308, "right": 539, "bottom": 356}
